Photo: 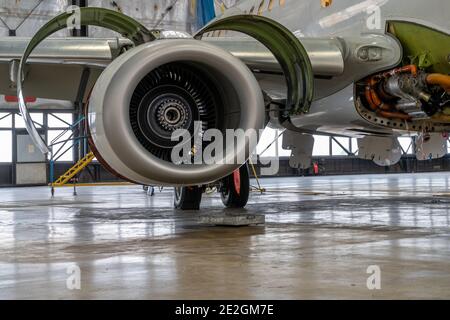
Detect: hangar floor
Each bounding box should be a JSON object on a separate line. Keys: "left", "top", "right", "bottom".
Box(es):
{"left": 0, "top": 172, "right": 450, "bottom": 299}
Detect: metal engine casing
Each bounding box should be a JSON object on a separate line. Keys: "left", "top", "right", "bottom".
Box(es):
{"left": 87, "top": 39, "right": 265, "bottom": 186}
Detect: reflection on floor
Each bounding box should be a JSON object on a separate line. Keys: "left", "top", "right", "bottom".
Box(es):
{"left": 1, "top": 172, "right": 450, "bottom": 299}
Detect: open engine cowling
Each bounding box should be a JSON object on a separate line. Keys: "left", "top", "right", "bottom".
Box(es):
{"left": 87, "top": 39, "right": 265, "bottom": 186}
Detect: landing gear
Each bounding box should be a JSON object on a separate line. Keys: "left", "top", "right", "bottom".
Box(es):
{"left": 174, "top": 186, "right": 203, "bottom": 210}
{"left": 173, "top": 164, "right": 251, "bottom": 210}
{"left": 220, "top": 163, "right": 250, "bottom": 208}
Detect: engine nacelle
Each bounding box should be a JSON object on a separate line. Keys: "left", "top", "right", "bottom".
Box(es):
{"left": 87, "top": 39, "right": 265, "bottom": 186}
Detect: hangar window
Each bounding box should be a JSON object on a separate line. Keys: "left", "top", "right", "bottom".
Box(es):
{"left": 0, "top": 113, "right": 12, "bottom": 128}
{"left": 14, "top": 113, "right": 43, "bottom": 129}
{"left": 398, "top": 137, "right": 413, "bottom": 155}
{"left": 313, "top": 135, "right": 330, "bottom": 156}
{"left": 48, "top": 113, "right": 73, "bottom": 128}
{"left": 256, "top": 128, "right": 291, "bottom": 158}
{"left": 47, "top": 130, "right": 74, "bottom": 162}
{"left": 0, "top": 131, "right": 12, "bottom": 162}
{"left": 351, "top": 138, "right": 358, "bottom": 154}
{"left": 332, "top": 137, "right": 351, "bottom": 156}
{"left": 257, "top": 127, "right": 278, "bottom": 158}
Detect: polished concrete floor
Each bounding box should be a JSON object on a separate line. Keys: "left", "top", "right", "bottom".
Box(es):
{"left": 1, "top": 172, "right": 450, "bottom": 299}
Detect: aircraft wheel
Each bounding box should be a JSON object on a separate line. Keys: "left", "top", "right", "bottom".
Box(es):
{"left": 174, "top": 186, "right": 203, "bottom": 210}
{"left": 220, "top": 163, "right": 250, "bottom": 208}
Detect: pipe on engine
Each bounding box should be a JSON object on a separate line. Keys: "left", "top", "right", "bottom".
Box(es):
{"left": 87, "top": 39, "right": 265, "bottom": 186}
{"left": 427, "top": 74, "right": 450, "bottom": 92}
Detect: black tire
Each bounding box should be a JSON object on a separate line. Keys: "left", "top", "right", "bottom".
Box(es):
{"left": 174, "top": 186, "right": 203, "bottom": 210}
{"left": 220, "top": 163, "right": 250, "bottom": 208}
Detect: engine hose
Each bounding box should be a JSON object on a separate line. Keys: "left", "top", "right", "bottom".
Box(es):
{"left": 363, "top": 65, "right": 419, "bottom": 121}
{"left": 432, "top": 114, "right": 450, "bottom": 122}
{"left": 380, "top": 64, "right": 418, "bottom": 78}
{"left": 367, "top": 79, "right": 391, "bottom": 111}
{"left": 378, "top": 110, "right": 412, "bottom": 120}
{"left": 365, "top": 79, "right": 411, "bottom": 119}
{"left": 365, "top": 86, "right": 411, "bottom": 120}
{"left": 426, "top": 74, "right": 450, "bottom": 92}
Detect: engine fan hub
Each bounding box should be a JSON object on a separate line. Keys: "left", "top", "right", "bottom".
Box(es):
{"left": 136, "top": 84, "right": 199, "bottom": 151}
{"left": 156, "top": 97, "right": 189, "bottom": 131}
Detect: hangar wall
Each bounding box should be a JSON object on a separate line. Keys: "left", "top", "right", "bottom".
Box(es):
{"left": 85, "top": 0, "right": 240, "bottom": 35}
{"left": 0, "top": 0, "right": 68, "bottom": 37}
{"left": 0, "top": 0, "right": 234, "bottom": 37}
{"left": 87, "top": 0, "right": 194, "bottom": 35}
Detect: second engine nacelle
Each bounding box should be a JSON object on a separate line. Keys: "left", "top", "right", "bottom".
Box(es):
{"left": 87, "top": 39, "right": 265, "bottom": 186}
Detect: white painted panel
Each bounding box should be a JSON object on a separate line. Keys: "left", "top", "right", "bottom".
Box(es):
{"left": 16, "top": 163, "right": 46, "bottom": 185}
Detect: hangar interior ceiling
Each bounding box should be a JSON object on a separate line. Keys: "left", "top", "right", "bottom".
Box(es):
{"left": 0, "top": 0, "right": 449, "bottom": 187}
{"left": 0, "top": 0, "right": 241, "bottom": 36}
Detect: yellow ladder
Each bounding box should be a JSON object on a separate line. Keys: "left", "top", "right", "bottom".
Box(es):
{"left": 52, "top": 152, "right": 95, "bottom": 187}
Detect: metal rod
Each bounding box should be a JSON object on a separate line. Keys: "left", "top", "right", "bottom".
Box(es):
{"left": 331, "top": 136, "right": 353, "bottom": 156}
{"left": 259, "top": 129, "right": 286, "bottom": 157}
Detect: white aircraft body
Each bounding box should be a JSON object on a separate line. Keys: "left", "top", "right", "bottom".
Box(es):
{"left": 0, "top": 0, "right": 448, "bottom": 209}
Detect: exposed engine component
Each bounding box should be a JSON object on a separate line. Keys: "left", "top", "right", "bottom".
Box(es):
{"left": 129, "top": 62, "right": 220, "bottom": 162}
{"left": 361, "top": 65, "right": 450, "bottom": 122}
{"left": 383, "top": 67, "right": 431, "bottom": 119}
{"left": 88, "top": 39, "right": 265, "bottom": 186}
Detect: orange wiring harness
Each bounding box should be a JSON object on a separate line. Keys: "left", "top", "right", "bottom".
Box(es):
{"left": 364, "top": 65, "right": 418, "bottom": 120}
